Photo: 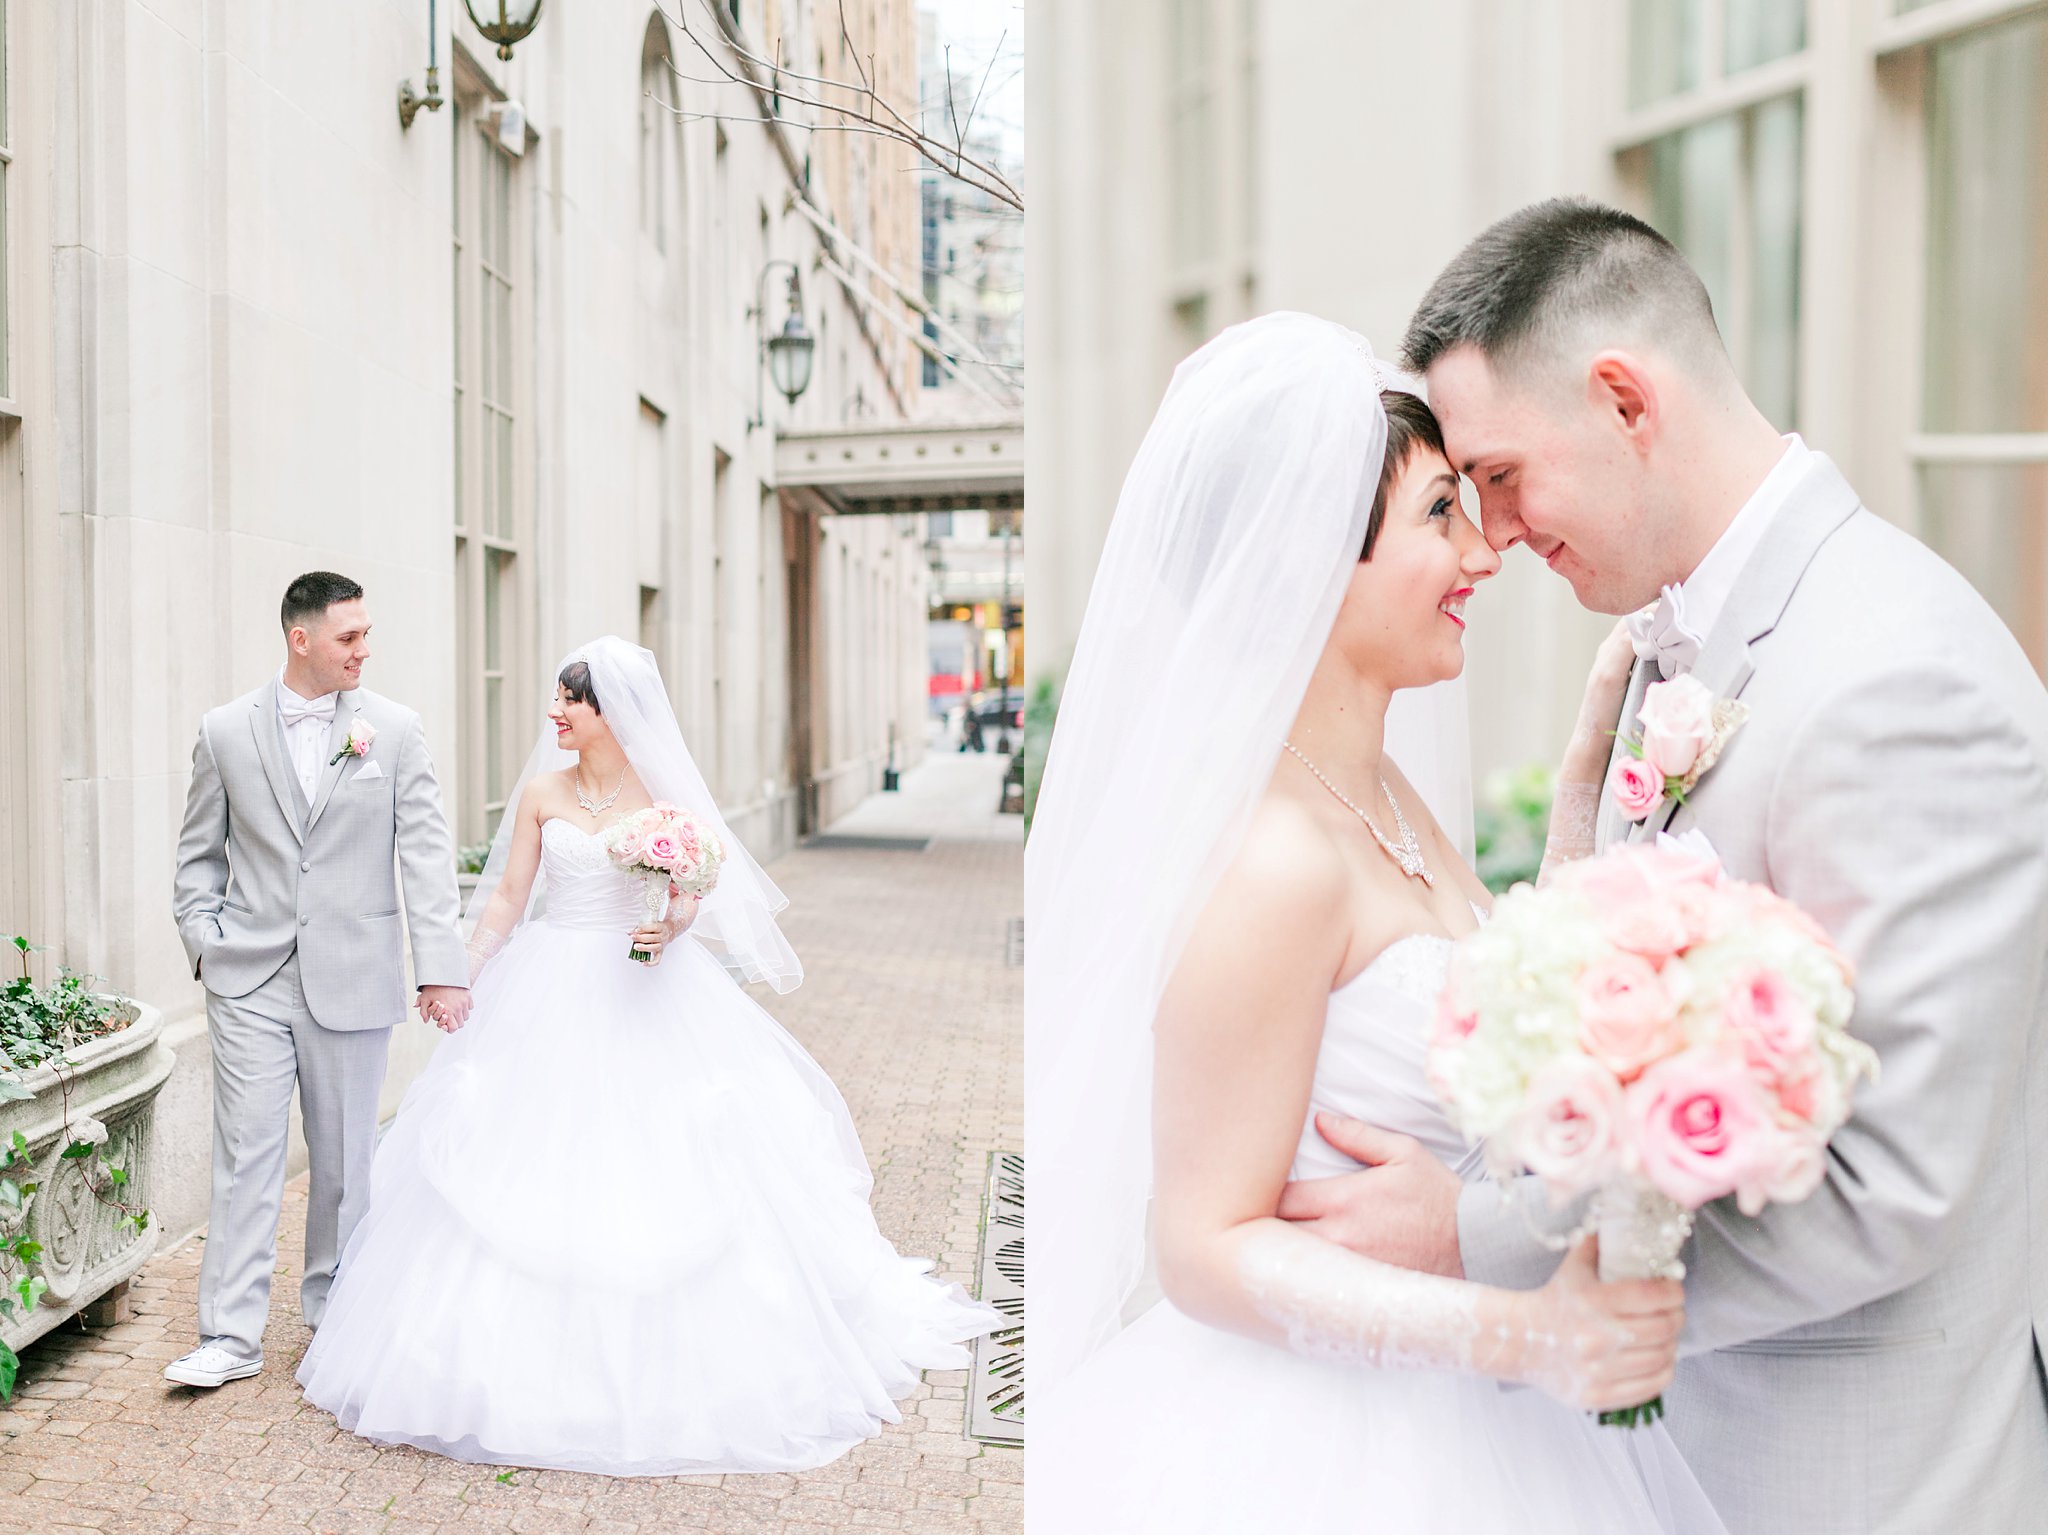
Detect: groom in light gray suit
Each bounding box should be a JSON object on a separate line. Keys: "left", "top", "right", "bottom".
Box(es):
{"left": 1279, "top": 202, "right": 2048, "bottom": 1532}
{"left": 168, "top": 572, "right": 473, "bottom": 1387}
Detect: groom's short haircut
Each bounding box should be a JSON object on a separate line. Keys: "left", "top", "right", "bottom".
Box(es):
{"left": 1401, "top": 198, "right": 1726, "bottom": 387}
{"left": 281, "top": 571, "right": 366, "bottom": 635}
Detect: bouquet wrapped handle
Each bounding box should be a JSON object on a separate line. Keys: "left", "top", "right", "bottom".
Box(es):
{"left": 630, "top": 870, "right": 671, "bottom": 964}
{"left": 1594, "top": 1179, "right": 1694, "bottom": 1427}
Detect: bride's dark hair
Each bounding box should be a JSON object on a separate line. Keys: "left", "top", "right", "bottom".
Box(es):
{"left": 558, "top": 660, "right": 602, "bottom": 713}
{"left": 1362, "top": 390, "right": 1449, "bottom": 561}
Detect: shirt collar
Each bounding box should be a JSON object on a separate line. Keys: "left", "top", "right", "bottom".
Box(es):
{"left": 275, "top": 667, "right": 338, "bottom": 713}
{"left": 1673, "top": 433, "right": 1812, "bottom": 643}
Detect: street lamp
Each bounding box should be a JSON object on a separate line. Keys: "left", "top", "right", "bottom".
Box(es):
{"left": 462, "top": 0, "right": 545, "bottom": 61}
{"left": 748, "top": 260, "right": 816, "bottom": 430}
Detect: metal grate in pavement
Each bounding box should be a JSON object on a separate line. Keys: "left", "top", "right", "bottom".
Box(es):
{"left": 804, "top": 834, "right": 933, "bottom": 851}
{"left": 968, "top": 1149, "right": 1024, "bottom": 1444}
{"left": 1005, "top": 917, "right": 1024, "bottom": 967}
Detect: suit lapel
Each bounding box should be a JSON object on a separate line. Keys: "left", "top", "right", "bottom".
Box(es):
{"left": 1599, "top": 656, "right": 1658, "bottom": 852}
{"left": 303, "top": 691, "right": 360, "bottom": 837}
{"left": 1624, "top": 453, "right": 1864, "bottom": 846}
{"left": 251, "top": 689, "right": 307, "bottom": 843}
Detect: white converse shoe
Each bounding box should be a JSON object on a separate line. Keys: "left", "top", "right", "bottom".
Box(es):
{"left": 163, "top": 1342, "right": 263, "bottom": 1388}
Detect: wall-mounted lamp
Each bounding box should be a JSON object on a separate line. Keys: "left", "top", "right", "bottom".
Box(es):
{"left": 747, "top": 260, "right": 816, "bottom": 431}
{"left": 399, "top": 0, "right": 446, "bottom": 129}
{"left": 462, "top": 0, "right": 546, "bottom": 62}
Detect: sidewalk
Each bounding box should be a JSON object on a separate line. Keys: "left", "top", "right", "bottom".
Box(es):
{"left": 0, "top": 754, "right": 1024, "bottom": 1534}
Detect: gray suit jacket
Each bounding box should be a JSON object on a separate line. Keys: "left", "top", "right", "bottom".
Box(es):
{"left": 173, "top": 683, "right": 468, "bottom": 1030}
{"left": 1460, "top": 455, "right": 2048, "bottom": 1533}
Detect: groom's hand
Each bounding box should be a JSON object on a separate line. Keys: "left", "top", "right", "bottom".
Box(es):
{"left": 1275, "top": 1112, "right": 1465, "bottom": 1279}
{"left": 418, "top": 984, "right": 471, "bottom": 1033}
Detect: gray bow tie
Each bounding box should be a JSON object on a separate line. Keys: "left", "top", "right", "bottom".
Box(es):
{"left": 1627, "top": 584, "right": 1703, "bottom": 680}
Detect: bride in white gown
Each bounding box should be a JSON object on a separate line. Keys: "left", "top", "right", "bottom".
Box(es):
{"left": 298, "top": 635, "right": 995, "bottom": 1476}
{"left": 1026, "top": 314, "right": 1728, "bottom": 1532}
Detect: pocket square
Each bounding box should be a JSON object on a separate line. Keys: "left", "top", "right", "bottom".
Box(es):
{"left": 350, "top": 761, "right": 387, "bottom": 782}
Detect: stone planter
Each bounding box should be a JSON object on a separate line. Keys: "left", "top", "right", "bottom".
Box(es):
{"left": 0, "top": 998, "right": 175, "bottom": 1351}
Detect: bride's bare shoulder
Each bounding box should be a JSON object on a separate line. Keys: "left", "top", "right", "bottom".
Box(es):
{"left": 1215, "top": 789, "right": 1351, "bottom": 924}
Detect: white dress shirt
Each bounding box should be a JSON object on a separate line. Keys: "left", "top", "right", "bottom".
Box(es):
{"left": 1631, "top": 434, "right": 1814, "bottom": 677}
{"left": 275, "top": 670, "right": 339, "bottom": 806}
{"left": 1676, "top": 433, "right": 1814, "bottom": 644}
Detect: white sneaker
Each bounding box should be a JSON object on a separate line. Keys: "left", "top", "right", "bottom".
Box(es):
{"left": 163, "top": 1342, "right": 263, "bottom": 1388}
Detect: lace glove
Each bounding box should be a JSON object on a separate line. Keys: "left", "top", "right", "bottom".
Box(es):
{"left": 1539, "top": 622, "right": 1640, "bottom": 884}
{"left": 465, "top": 927, "right": 508, "bottom": 985}
{"left": 1538, "top": 780, "right": 1602, "bottom": 884}
{"left": 1236, "top": 1223, "right": 1681, "bottom": 1413}
{"left": 629, "top": 891, "right": 702, "bottom": 966}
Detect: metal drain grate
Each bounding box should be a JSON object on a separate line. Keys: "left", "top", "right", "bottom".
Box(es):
{"left": 1005, "top": 917, "right": 1024, "bottom": 968}
{"left": 968, "top": 1150, "right": 1024, "bottom": 1444}
{"left": 804, "top": 834, "right": 933, "bottom": 851}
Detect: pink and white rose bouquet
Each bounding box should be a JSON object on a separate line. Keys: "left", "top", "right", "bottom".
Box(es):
{"left": 598, "top": 803, "right": 726, "bottom": 962}
{"left": 1427, "top": 834, "right": 1876, "bottom": 1424}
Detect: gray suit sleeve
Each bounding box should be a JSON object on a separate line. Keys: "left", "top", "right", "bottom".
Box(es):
{"left": 1675, "top": 661, "right": 2048, "bottom": 1353}
{"left": 393, "top": 712, "right": 470, "bottom": 990}
{"left": 1459, "top": 1177, "right": 1580, "bottom": 1290}
{"left": 173, "top": 718, "right": 229, "bottom": 979}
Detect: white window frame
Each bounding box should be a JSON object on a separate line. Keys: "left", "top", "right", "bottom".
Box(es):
{"left": 451, "top": 69, "right": 534, "bottom": 844}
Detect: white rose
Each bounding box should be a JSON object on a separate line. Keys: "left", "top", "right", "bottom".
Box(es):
{"left": 1636, "top": 675, "right": 1718, "bottom": 778}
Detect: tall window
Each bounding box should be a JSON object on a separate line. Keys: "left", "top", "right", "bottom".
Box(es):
{"left": 640, "top": 16, "right": 672, "bottom": 252}
{"left": 453, "top": 102, "right": 526, "bottom": 842}
{"left": 1166, "top": 0, "right": 1216, "bottom": 269}
{"left": 1620, "top": 4, "right": 1806, "bottom": 430}
{"left": 0, "top": 0, "right": 11, "bottom": 404}
{"left": 712, "top": 449, "right": 732, "bottom": 798}
{"left": 1913, "top": 10, "right": 2048, "bottom": 674}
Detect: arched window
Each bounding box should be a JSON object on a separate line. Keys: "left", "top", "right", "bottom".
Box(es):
{"left": 639, "top": 14, "right": 673, "bottom": 252}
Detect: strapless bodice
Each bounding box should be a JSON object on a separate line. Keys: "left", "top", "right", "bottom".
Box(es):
{"left": 538, "top": 819, "right": 646, "bottom": 931}
{"left": 1291, "top": 908, "right": 1489, "bottom": 1183}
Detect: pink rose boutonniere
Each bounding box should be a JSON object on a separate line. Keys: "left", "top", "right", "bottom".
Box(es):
{"left": 328, "top": 717, "right": 376, "bottom": 767}
{"left": 1607, "top": 675, "right": 1748, "bottom": 824}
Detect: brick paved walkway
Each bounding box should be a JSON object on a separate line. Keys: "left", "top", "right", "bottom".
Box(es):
{"left": 0, "top": 755, "right": 1024, "bottom": 1533}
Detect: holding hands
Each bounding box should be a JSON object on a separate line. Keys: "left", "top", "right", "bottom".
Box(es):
{"left": 418, "top": 984, "right": 472, "bottom": 1033}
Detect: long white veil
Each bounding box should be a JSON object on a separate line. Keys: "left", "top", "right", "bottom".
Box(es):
{"left": 462, "top": 635, "right": 803, "bottom": 994}
{"left": 1024, "top": 313, "right": 1472, "bottom": 1393}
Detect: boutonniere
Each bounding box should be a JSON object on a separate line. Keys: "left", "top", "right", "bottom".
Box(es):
{"left": 329, "top": 717, "right": 376, "bottom": 767}
{"left": 1607, "top": 674, "right": 1748, "bottom": 823}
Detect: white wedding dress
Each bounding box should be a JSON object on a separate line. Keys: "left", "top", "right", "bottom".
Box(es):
{"left": 297, "top": 817, "right": 997, "bottom": 1475}
{"left": 1032, "top": 922, "right": 1729, "bottom": 1533}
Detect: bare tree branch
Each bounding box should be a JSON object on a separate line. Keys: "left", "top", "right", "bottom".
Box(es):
{"left": 654, "top": 0, "right": 1022, "bottom": 212}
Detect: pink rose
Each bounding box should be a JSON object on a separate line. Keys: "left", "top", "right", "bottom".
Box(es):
{"left": 1570, "top": 849, "right": 1696, "bottom": 959}
{"left": 1432, "top": 985, "right": 1478, "bottom": 1048}
{"left": 1508, "top": 1056, "right": 1625, "bottom": 1197}
{"left": 1576, "top": 952, "right": 1685, "bottom": 1080}
{"left": 1627, "top": 1047, "right": 1774, "bottom": 1208}
{"left": 612, "top": 825, "right": 649, "bottom": 865}
{"left": 1608, "top": 755, "right": 1664, "bottom": 822}
{"left": 1723, "top": 969, "right": 1818, "bottom": 1080}
{"left": 1735, "top": 1128, "right": 1827, "bottom": 1217}
{"left": 644, "top": 832, "right": 681, "bottom": 869}
{"left": 1635, "top": 675, "right": 1717, "bottom": 779}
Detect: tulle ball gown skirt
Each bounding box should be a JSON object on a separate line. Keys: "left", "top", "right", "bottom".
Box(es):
{"left": 296, "top": 912, "right": 996, "bottom": 1476}
{"left": 1032, "top": 1301, "right": 1728, "bottom": 1534}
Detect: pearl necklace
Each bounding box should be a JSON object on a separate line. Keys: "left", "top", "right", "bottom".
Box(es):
{"left": 1281, "top": 740, "right": 1433, "bottom": 887}
{"left": 574, "top": 763, "right": 628, "bottom": 816}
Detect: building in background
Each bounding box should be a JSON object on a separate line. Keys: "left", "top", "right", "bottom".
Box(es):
{"left": 1031, "top": 0, "right": 2048, "bottom": 781}
{"left": 918, "top": 7, "right": 1025, "bottom": 416}
{"left": 0, "top": 0, "right": 959, "bottom": 1238}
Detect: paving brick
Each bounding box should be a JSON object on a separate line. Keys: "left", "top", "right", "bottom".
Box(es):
{"left": 2, "top": 761, "right": 1018, "bottom": 1535}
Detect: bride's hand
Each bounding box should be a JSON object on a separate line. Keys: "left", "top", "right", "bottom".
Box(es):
{"left": 1500, "top": 1236, "right": 1683, "bottom": 1413}
{"left": 1563, "top": 621, "right": 1641, "bottom": 781}
{"left": 628, "top": 893, "right": 700, "bottom": 965}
